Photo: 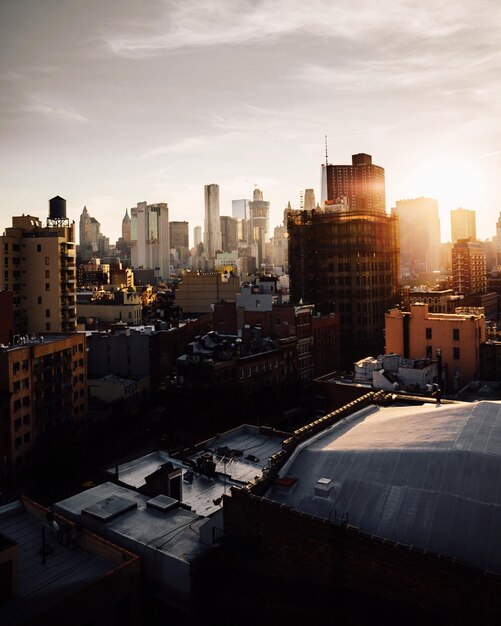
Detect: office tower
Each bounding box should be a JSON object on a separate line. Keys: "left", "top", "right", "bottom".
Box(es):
{"left": 392, "top": 197, "right": 441, "bottom": 274}
{"left": 220, "top": 216, "right": 239, "bottom": 253}
{"left": 496, "top": 212, "right": 501, "bottom": 268}
{"left": 78, "top": 206, "right": 109, "bottom": 260}
{"left": 451, "top": 207, "right": 476, "bottom": 243}
{"left": 289, "top": 155, "right": 399, "bottom": 366}
{"left": 232, "top": 199, "right": 250, "bottom": 220}
{"left": 248, "top": 188, "right": 270, "bottom": 268}
{"left": 122, "top": 209, "right": 131, "bottom": 245}
{"left": 452, "top": 240, "right": 487, "bottom": 295}
{"left": 0, "top": 196, "right": 77, "bottom": 335}
{"left": 321, "top": 153, "right": 386, "bottom": 213}
{"left": 194, "top": 226, "right": 202, "bottom": 248}
{"left": 116, "top": 209, "right": 132, "bottom": 260}
{"left": 303, "top": 189, "right": 316, "bottom": 211}
{"left": 232, "top": 199, "right": 251, "bottom": 243}
{"left": 204, "top": 184, "right": 222, "bottom": 261}
{"left": 130, "top": 201, "right": 170, "bottom": 279}
{"left": 169, "top": 221, "right": 190, "bottom": 266}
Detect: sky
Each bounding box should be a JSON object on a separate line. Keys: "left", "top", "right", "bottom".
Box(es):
{"left": 1, "top": 0, "right": 500, "bottom": 246}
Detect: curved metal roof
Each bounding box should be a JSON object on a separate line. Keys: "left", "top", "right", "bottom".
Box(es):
{"left": 266, "top": 401, "right": 501, "bottom": 574}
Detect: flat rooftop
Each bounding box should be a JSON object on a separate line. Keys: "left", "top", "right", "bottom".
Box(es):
{"left": 0, "top": 502, "right": 114, "bottom": 625}
{"left": 266, "top": 400, "right": 501, "bottom": 575}
{"left": 107, "top": 424, "right": 284, "bottom": 516}
{"left": 55, "top": 482, "right": 207, "bottom": 563}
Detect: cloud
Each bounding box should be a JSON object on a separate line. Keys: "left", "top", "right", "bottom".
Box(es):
{"left": 22, "top": 102, "right": 88, "bottom": 124}
{"left": 105, "top": 0, "right": 501, "bottom": 58}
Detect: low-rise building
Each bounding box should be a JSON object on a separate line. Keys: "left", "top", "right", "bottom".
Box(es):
{"left": 221, "top": 396, "right": 501, "bottom": 624}
{"left": 0, "top": 496, "right": 140, "bottom": 625}
{"left": 77, "top": 289, "right": 142, "bottom": 326}
{"left": 385, "top": 303, "right": 486, "bottom": 394}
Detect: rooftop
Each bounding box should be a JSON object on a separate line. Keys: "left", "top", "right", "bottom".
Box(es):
{"left": 55, "top": 482, "right": 207, "bottom": 563}
{"left": 0, "top": 500, "right": 116, "bottom": 625}
{"left": 106, "top": 425, "right": 284, "bottom": 516}
{"left": 265, "top": 400, "right": 501, "bottom": 575}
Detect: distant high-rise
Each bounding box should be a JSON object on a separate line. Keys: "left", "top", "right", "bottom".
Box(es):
{"left": 303, "top": 189, "right": 316, "bottom": 211}
{"left": 496, "top": 212, "right": 501, "bottom": 268}
{"left": 392, "top": 197, "right": 441, "bottom": 274}
{"left": 204, "top": 184, "right": 222, "bottom": 261}
{"left": 232, "top": 199, "right": 250, "bottom": 220}
{"left": 130, "top": 201, "right": 170, "bottom": 279}
{"left": 220, "top": 216, "right": 239, "bottom": 253}
{"left": 451, "top": 207, "right": 476, "bottom": 243}
{"left": 194, "top": 225, "right": 202, "bottom": 248}
{"left": 169, "top": 221, "right": 189, "bottom": 266}
{"left": 79, "top": 206, "right": 108, "bottom": 260}
{"left": 122, "top": 209, "right": 131, "bottom": 245}
{"left": 321, "top": 153, "right": 386, "bottom": 213}
{"left": 0, "top": 196, "right": 77, "bottom": 334}
{"left": 249, "top": 188, "right": 270, "bottom": 268}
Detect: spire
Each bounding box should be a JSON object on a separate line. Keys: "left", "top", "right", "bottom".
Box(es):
{"left": 123, "top": 208, "right": 130, "bottom": 222}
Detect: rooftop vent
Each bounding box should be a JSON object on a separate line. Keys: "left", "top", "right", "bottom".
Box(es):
{"left": 315, "top": 478, "right": 333, "bottom": 497}
{"left": 146, "top": 494, "right": 178, "bottom": 513}
{"left": 82, "top": 496, "right": 137, "bottom": 522}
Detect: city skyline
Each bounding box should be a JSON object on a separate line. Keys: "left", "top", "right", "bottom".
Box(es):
{"left": 1, "top": 1, "right": 500, "bottom": 244}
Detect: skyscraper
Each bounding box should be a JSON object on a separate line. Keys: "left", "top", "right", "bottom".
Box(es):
{"left": 130, "top": 201, "right": 170, "bottom": 279}
{"left": 451, "top": 207, "right": 476, "bottom": 243}
{"left": 321, "top": 153, "right": 386, "bottom": 213}
{"left": 289, "top": 154, "right": 399, "bottom": 366}
{"left": 204, "top": 184, "right": 222, "bottom": 262}
{"left": 0, "top": 196, "right": 77, "bottom": 335}
{"left": 249, "top": 188, "right": 270, "bottom": 268}
{"left": 220, "top": 216, "right": 239, "bottom": 253}
{"left": 78, "top": 206, "right": 108, "bottom": 260}
{"left": 169, "top": 221, "right": 190, "bottom": 266}
{"left": 392, "top": 197, "right": 441, "bottom": 274}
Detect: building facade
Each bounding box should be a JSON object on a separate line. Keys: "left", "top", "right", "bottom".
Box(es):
{"left": 204, "top": 184, "right": 222, "bottom": 262}
{"left": 392, "top": 197, "right": 441, "bottom": 274}
{"left": 385, "top": 303, "right": 486, "bottom": 393}
{"left": 321, "top": 153, "right": 386, "bottom": 213}
{"left": 130, "top": 201, "right": 170, "bottom": 279}
{"left": 452, "top": 239, "right": 487, "bottom": 295}
{"left": 0, "top": 198, "right": 77, "bottom": 335}
{"left": 0, "top": 333, "right": 87, "bottom": 489}
{"left": 451, "top": 207, "right": 476, "bottom": 243}
{"left": 288, "top": 207, "right": 399, "bottom": 367}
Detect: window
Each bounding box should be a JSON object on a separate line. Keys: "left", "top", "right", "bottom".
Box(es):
{"left": 45, "top": 270, "right": 50, "bottom": 278}
{"left": 453, "top": 347, "right": 460, "bottom": 360}
{"left": 425, "top": 328, "right": 432, "bottom": 340}
{"left": 45, "top": 323, "right": 51, "bottom": 331}
{"left": 13, "top": 381, "right": 20, "bottom": 392}
{"left": 45, "top": 309, "right": 50, "bottom": 318}
{"left": 13, "top": 362, "right": 20, "bottom": 375}
{"left": 45, "top": 256, "right": 49, "bottom": 265}
{"left": 15, "top": 437, "right": 22, "bottom": 449}
{"left": 23, "top": 414, "right": 30, "bottom": 425}
{"left": 37, "top": 296, "right": 42, "bottom": 304}
{"left": 453, "top": 328, "right": 460, "bottom": 341}
{"left": 37, "top": 244, "right": 42, "bottom": 252}
{"left": 24, "top": 433, "right": 30, "bottom": 443}
{"left": 14, "top": 418, "right": 21, "bottom": 431}
{"left": 45, "top": 283, "right": 50, "bottom": 291}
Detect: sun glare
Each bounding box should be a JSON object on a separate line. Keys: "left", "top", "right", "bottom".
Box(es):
{"left": 413, "top": 157, "right": 482, "bottom": 213}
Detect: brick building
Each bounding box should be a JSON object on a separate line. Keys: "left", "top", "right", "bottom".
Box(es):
{"left": 221, "top": 396, "right": 501, "bottom": 625}
{"left": 385, "top": 303, "right": 486, "bottom": 393}
{"left": 0, "top": 333, "right": 87, "bottom": 490}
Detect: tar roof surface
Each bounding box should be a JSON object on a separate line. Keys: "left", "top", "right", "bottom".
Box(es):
{"left": 107, "top": 425, "right": 283, "bottom": 516}
{"left": 0, "top": 503, "right": 113, "bottom": 625}
{"left": 55, "top": 482, "right": 207, "bottom": 562}
{"left": 266, "top": 401, "right": 501, "bottom": 575}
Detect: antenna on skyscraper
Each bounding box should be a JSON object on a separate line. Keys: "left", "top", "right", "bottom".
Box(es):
{"left": 325, "top": 135, "right": 329, "bottom": 166}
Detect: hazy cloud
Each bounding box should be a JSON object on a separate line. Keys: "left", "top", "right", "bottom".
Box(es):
{"left": 22, "top": 102, "right": 88, "bottom": 124}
